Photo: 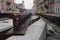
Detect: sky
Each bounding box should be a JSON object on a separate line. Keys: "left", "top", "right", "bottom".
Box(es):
{"left": 14, "top": 0, "right": 34, "bottom": 9}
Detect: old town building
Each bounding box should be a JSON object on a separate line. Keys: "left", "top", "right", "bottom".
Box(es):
{"left": 0, "top": 0, "right": 15, "bottom": 13}
{"left": 33, "top": 0, "right": 46, "bottom": 13}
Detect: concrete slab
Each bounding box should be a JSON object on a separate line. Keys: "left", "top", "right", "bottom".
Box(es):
{"left": 0, "top": 19, "right": 13, "bottom": 32}
{"left": 31, "top": 15, "right": 39, "bottom": 20}
{"left": 6, "top": 19, "right": 46, "bottom": 40}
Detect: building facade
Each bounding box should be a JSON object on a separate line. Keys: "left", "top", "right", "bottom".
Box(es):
{"left": 34, "top": 0, "right": 60, "bottom": 14}
{"left": 0, "top": 0, "right": 2, "bottom": 12}
{"left": 33, "top": 0, "right": 47, "bottom": 14}
{"left": 44, "top": 0, "right": 60, "bottom": 14}
{"left": 0, "top": 0, "right": 15, "bottom": 13}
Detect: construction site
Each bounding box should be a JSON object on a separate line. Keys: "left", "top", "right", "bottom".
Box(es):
{"left": 0, "top": 0, "right": 60, "bottom": 40}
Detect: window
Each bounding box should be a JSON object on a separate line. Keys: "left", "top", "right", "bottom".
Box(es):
{"left": 1, "top": 0, "right": 3, "bottom": 2}
{"left": 6, "top": 1, "right": 11, "bottom": 6}
{"left": 6, "top": 7, "right": 11, "bottom": 11}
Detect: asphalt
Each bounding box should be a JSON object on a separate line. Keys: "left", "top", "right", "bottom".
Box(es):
{"left": 41, "top": 17, "right": 60, "bottom": 40}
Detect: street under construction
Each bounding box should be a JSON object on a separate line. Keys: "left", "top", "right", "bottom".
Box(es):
{"left": 0, "top": 0, "right": 60, "bottom": 40}
{"left": 0, "top": 13, "right": 60, "bottom": 40}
